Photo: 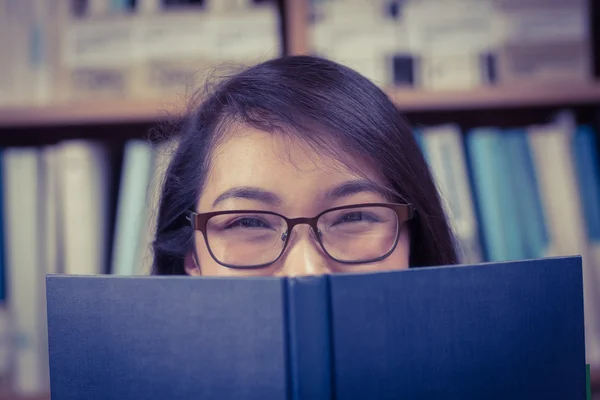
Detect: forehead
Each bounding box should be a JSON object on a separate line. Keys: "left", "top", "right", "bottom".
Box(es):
{"left": 199, "top": 125, "right": 386, "bottom": 207}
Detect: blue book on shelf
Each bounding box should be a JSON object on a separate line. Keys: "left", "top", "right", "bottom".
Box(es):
{"left": 491, "top": 131, "right": 525, "bottom": 260}
{"left": 572, "top": 125, "right": 600, "bottom": 244}
{"left": 466, "top": 128, "right": 510, "bottom": 261}
{"left": 47, "top": 257, "right": 587, "bottom": 400}
{"left": 503, "top": 129, "right": 549, "bottom": 259}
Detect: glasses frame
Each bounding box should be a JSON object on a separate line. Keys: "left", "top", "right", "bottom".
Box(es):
{"left": 188, "top": 202, "right": 416, "bottom": 269}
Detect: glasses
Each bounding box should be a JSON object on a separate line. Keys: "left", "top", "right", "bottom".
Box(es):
{"left": 188, "top": 203, "right": 415, "bottom": 269}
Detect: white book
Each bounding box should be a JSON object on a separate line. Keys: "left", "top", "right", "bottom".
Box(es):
{"left": 37, "top": 145, "right": 60, "bottom": 392}
{"left": 60, "top": 6, "right": 136, "bottom": 100}
{"left": 403, "top": 0, "right": 497, "bottom": 89}
{"left": 57, "top": 140, "right": 111, "bottom": 276}
{"left": 310, "top": 1, "right": 400, "bottom": 86}
{"left": 212, "top": 7, "right": 280, "bottom": 63}
{"left": 2, "top": 148, "right": 47, "bottom": 394}
{"left": 422, "top": 124, "right": 482, "bottom": 264}
{"left": 42, "top": 146, "right": 61, "bottom": 276}
{"left": 528, "top": 112, "right": 600, "bottom": 366}
{"left": 137, "top": 139, "right": 178, "bottom": 275}
{"left": 111, "top": 140, "right": 154, "bottom": 275}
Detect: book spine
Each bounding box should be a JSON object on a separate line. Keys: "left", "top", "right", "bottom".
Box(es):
{"left": 136, "top": 140, "right": 177, "bottom": 275}
{"left": 58, "top": 140, "right": 111, "bottom": 275}
{"left": 111, "top": 140, "right": 153, "bottom": 275}
{"left": 2, "top": 148, "right": 47, "bottom": 394}
{"left": 422, "top": 124, "right": 483, "bottom": 264}
{"left": 503, "top": 129, "right": 549, "bottom": 259}
{"left": 466, "top": 128, "right": 510, "bottom": 261}
{"left": 286, "top": 276, "right": 333, "bottom": 400}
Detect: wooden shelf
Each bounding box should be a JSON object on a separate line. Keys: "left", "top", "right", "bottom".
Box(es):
{"left": 1, "top": 83, "right": 600, "bottom": 128}
{"left": 388, "top": 82, "right": 600, "bottom": 112}
{"left": 0, "top": 99, "right": 184, "bottom": 128}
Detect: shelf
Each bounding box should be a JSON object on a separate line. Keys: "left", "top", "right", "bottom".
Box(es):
{"left": 388, "top": 82, "right": 600, "bottom": 112}
{"left": 0, "top": 99, "right": 183, "bottom": 128}
{"left": 2, "top": 83, "right": 600, "bottom": 128}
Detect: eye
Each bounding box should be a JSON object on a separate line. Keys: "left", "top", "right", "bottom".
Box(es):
{"left": 225, "top": 217, "right": 273, "bottom": 230}
{"left": 332, "top": 211, "right": 380, "bottom": 226}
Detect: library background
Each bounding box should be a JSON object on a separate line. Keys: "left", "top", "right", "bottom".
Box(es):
{"left": 1, "top": 0, "right": 600, "bottom": 398}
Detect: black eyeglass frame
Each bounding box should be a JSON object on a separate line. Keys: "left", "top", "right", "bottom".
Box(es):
{"left": 187, "top": 202, "right": 416, "bottom": 269}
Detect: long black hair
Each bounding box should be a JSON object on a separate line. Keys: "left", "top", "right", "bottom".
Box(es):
{"left": 152, "top": 55, "right": 457, "bottom": 274}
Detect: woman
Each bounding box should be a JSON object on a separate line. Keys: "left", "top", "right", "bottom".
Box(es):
{"left": 152, "top": 55, "right": 457, "bottom": 276}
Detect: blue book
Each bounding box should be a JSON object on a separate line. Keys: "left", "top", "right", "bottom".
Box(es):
{"left": 47, "top": 257, "right": 587, "bottom": 399}
{"left": 503, "top": 129, "right": 549, "bottom": 259}
{"left": 572, "top": 125, "right": 600, "bottom": 244}
{"left": 466, "top": 128, "right": 510, "bottom": 261}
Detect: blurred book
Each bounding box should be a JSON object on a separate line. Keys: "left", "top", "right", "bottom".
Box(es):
{"left": 310, "top": 0, "right": 408, "bottom": 87}
{"left": 528, "top": 112, "right": 600, "bottom": 366}
{"left": 2, "top": 148, "right": 48, "bottom": 395}
{"left": 466, "top": 127, "right": 514, "bottom": 261}
{"left": 0, "top": 0, "right": 282, "bottom": 105}
{"left": 111, "top": 139, "right": 154, "bottom": 275}
{"left": 57, "top": 140, "right": 112, "bottom": 275}
{"left": 403, "top": 0, "right": 498, "bottom": 90}
{"left": 419, "top": 124, "right": 483, "bottom": 264}
{"left": 494, "top": 0, "right": 592, "bottom": 84}
{"left": 59, "top": 0, "right": 281, "bottom": 101}
{"left": 137, "top": 138, "right": 178, "bottom": 275}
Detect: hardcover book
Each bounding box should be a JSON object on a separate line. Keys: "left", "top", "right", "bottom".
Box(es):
{"left": 46, "top": 256, "right": 587, "bottom": 399}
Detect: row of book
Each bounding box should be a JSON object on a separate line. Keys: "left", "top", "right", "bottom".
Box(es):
{"left": 0, "top": 0, "right": 594, "bottom": 107}
{"left": 1, "top": 111, "right": 600, "bottom": 395}
{"left": 0, "top": 137, "right": 175, "bottom": 394}
{"left": 414, "top": 110, "right": 600, "bottom": 372}
{"left": 0, "top": 0, "right": 281, "bottom": 106}
{"left": 311, "top": 0, "right": 592, "bottom": 89}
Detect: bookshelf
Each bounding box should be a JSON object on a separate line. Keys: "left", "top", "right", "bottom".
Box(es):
{"left": 2, "top": 83, "right": 600, "bottom": 128}
{"left": 1, "top": 0, "right": 600, "bottom": 398}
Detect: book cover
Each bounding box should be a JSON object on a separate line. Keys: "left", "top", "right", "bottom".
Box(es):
{"left": 329, "top": 257, "right": 585, "bottom": 399}
{"left": 47, "top": 257, "right": 586, "bottom": 399}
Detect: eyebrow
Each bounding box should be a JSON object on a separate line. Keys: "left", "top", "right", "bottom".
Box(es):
{"left": 212, "top": 187, "right": 283, "bottom": 208}
{"left": 325, "top": 179, "right": 393, "bottom": 200}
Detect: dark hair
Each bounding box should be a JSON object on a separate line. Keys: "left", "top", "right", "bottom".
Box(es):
{"left": 152, "top": 55, "right": 457, "bottom": 274}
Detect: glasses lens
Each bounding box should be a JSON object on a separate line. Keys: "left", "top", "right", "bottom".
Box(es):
{"left": 205, "top": 212, "right": 287, "bottom": 267}
{"left": 317, "top": 206, "right": 399, "bottom": 262}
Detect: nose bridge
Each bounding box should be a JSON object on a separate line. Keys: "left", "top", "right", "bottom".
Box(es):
{"left": 277, "top": 217, "right": 330, "bottom": 277}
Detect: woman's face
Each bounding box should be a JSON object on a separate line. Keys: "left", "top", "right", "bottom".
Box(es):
{"left": 186, "top": 126, "right": 410, "bottom": 277}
